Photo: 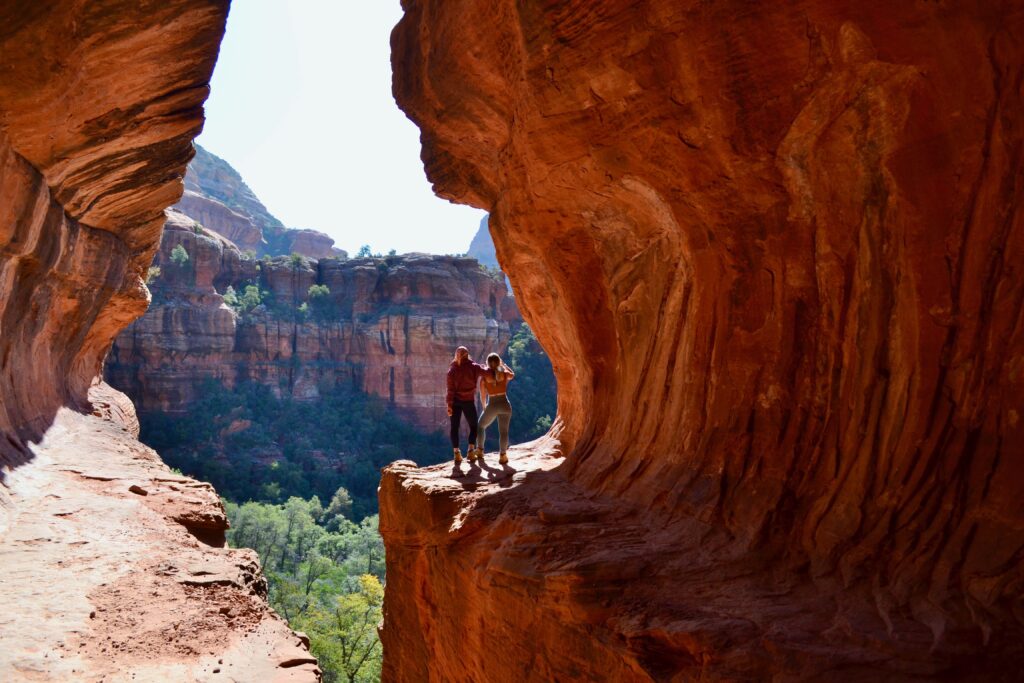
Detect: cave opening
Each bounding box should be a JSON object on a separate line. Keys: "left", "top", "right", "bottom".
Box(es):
{"left": 96, "top": 3, "right": 560, "bottom": 682}
{"left": 104, "top": 2, "right": 561, "bottom": 521}
{"left": 2, "top": 1, "right": 1022, "bottom": 681}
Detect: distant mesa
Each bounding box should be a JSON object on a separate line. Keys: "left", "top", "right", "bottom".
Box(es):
{"left": 108, "top": 149, "right": 520, "bottom": 432}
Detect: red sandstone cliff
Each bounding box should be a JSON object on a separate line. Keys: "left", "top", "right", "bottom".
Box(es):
{"left": 0, "top": 2, "right": 318, "bottom": 679}
{"left": 105, "top": 210, "right": 516, "bottom": 431}
{"left": 381, "top": 1, "right": 1024, "bottom": 681}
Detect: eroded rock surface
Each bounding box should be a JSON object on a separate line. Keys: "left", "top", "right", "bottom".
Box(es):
{"left": 0, "top": 384, "right": 319, "bottom": 681}
{"left": 0, "top": 2, "right": 318, "bottom": 679}
{"left": 180, "top": 144, "right": 345, "bottom": 258}
{"left": 382, "top": 1, "right": 1024, "bottom": 680}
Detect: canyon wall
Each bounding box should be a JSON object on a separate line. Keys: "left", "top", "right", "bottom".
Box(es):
{"left": 106, "top": 206, "right": 516, "bottom": 433}
{"left": 0, "top": 2, "right": 318, "bottom": 679}
{"left": 381, "top": 1, "right": 1024, "bottom": 681}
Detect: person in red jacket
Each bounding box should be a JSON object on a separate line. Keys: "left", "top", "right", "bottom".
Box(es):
{"left": 446, "top": 345, "right": 488, "bottom": 464}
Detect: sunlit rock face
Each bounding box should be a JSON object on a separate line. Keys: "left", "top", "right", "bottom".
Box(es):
{"left": 381, "top": 1, "right": 1024, "bottom": 680}
{"left": 0, "top": 2, "right": 318, "bottom": 679}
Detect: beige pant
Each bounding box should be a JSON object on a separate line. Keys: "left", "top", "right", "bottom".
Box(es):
{"left": 477, "top": 394, "right": 512, "bottom": 453}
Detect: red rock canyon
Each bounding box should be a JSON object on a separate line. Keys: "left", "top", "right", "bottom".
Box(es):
{"left": 1, "top": 1, "right": 1022, "bottom": 682}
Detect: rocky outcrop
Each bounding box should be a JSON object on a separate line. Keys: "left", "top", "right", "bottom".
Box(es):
{"left": 280, "top": 228, "right": 344, "bottom": 260}
{"left": 183, "top": 144, "right": 285, "bottom": 241}
{"left": 175, "top": 190, "right": 265, "bottom": 253}
{"left": 0, "top": 2, "right": 317, "bottom": 679}
{"left": 0, "top": 0, "right": 225, "bottom": 458}
{"left": 179, "top": 144, "right": 345, "bottom": 259}
{"left": 106, "top": 214, "right": 515, "bottom": 430}
{"left": 0, "top": 384, "right": 319, "bottom": 681}
{"left": 382, "top": 1, "right": 1024, "bottom": 681}
{"left": 467, "top": 214, "right": 498, "bottom": 268}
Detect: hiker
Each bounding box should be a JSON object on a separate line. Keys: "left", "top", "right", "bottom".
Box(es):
{"left": 446, "top": 345, "right": 487, "bottom": 464}
{"left": 477, "top": 352, "right": 515, "bottom": 465}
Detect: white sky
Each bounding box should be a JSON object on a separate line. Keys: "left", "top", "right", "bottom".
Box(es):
{"left": 196, "top": 1, "right": 486, "bottom": 256}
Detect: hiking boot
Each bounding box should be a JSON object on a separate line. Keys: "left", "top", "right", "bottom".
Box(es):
{"left": 453, "top": 448, "right": 463, "bottom": 465}
{"left": 499, "top": 452, "right": 508, "bottom": 465}
{"left": 467, "top": 446, "right": 478, "bottom": 462}
{"left": 477, "top": 448, "right": 486, "bottom": 463}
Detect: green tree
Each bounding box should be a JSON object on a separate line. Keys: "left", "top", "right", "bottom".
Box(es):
{"left": 223, "top": 499, "right": 387, "bottom": 683}
{"left": 308, "top": 284, "right": 334, "bottom": 321}
{"left": 364, "top": 516, "right": 385, "bottom": 575}
{"left": 506, "top": 324, "right": 558, "bottom": 442}
{"left": 534, "top": 414, "right": 553, "bottom": 434}
{"left": 323, "top": 487, "right": 353, "bottom": 529}
{"left": 305, "top": 575, "right": 384, "bottom": 683}
{"left": 169, "top": 243, "right": 190, "bottom": 267}
{"left": 239, "top": 284, "right": 263, "bottom": 313}
{"left": 356, "top": 245, "right": 373, "bottom": 258}
{"left": 227, "top": 500, "right": 288, "bottom": 564}
{"left": 145, "top": 266, "right": 161, "bottom": 283}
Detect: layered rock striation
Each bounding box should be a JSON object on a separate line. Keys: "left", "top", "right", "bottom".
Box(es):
{"left": 0, "top": 2, "right": 318, "bottom": 679}
{"left": 106, "top": 211, "right": 516, "bottom": 430}
{"left": 180, "top": 144, "right": 345, "bottom": 258}
{"left": 382, "top": 1, "right": 1024, "bottom": 681}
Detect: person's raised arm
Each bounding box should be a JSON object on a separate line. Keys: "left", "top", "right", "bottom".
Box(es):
{"left": 502, "top": 363, "right": 515, "bottom": 380}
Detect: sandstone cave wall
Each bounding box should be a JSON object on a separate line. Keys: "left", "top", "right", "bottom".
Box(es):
{"left": 385, "top": 0, "right": 1024, "bottom": 678}
{"left": 0, "top": 4, "right": 320, "bottom": 679}
{"left": 0, "top": 0, "right": 229, "bottom": 465}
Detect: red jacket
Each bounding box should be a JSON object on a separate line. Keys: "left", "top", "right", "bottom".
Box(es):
{"left": 446, "top": 359, "right": 487, "bottom": 407}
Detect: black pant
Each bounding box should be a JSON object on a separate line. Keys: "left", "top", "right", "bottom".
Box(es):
{"left": 450, "top": 400, "right": 478, "bottom": 448}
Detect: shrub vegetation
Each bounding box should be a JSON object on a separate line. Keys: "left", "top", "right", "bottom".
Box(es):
{"left": 169, "top": 243, "right": 190, "bottom": 267}
{"left": 505, "top": 323, "right": 558, "bottom": 442}
{"left": 226, "top": 495, "right": 385, "bottom": 682}
{"left": 139, "top": 380, "right": 447, "bottom": 519}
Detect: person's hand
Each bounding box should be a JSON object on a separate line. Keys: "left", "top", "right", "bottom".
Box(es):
{"left": 447, "top": 405, "right": 453, "bottom": 417}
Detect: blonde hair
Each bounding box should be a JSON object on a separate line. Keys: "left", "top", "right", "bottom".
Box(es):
{"left": 486, "top": 353, "right": 504, "bottom": 381}
{"left": 453, "top": 345, "right": 469, "bottom": 363}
